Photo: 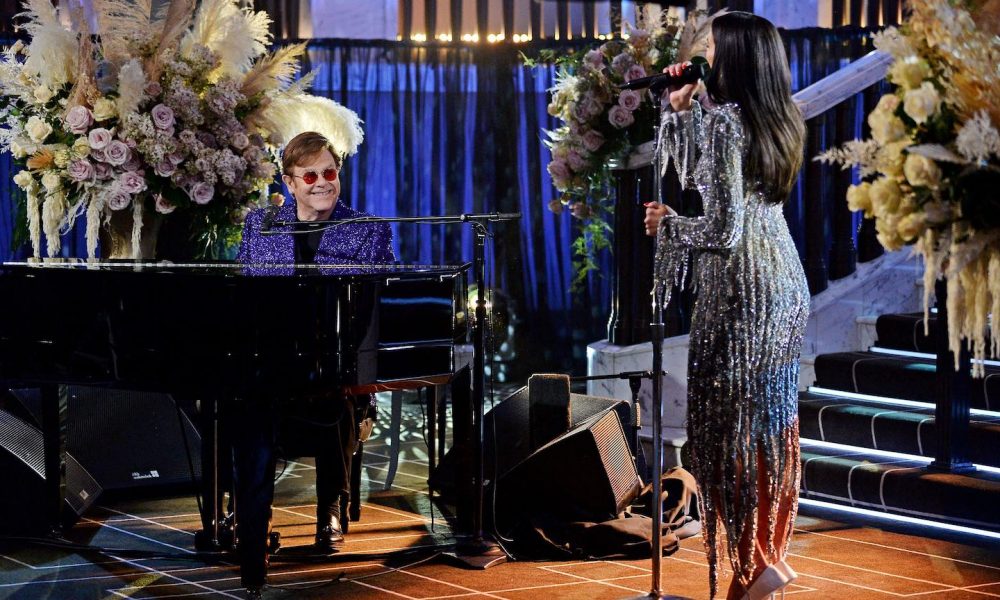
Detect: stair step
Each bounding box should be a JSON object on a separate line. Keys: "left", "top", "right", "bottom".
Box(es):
{"left": 800, "top": 440, "right": 1000, "bottom": 532}
{"left": 814, "top": 351, "right": 1000, "bottom": 411}
{"left": 876, "top": 312, "right": 937, "bottom": 352}
{"left": 799, "top": 390, "right": 1000, "bottom": 468}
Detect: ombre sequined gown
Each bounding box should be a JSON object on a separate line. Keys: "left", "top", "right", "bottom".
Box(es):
{"left": 653, "top": 100, "right": 809, "bottom": 598}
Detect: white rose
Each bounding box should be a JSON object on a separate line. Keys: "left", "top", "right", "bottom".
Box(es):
{"left": 53, "top": 149, "right": 70, "bottom": 168}
{"left": 868, "top": 109, "right": 907, "bottom": 145}
{"left": 10, "top": 140, "right": 28, "bottom": 159}
{"left": 25, "top": 116, "right": 53, "bottom": 143}
{"left": 903, "top": 81, "right": 941, "bottom": 125}
{"left": 889, "top": 56, "right": 931, "bottom": 90}
{"left": 846, "top": 182, "right": 873, "bottom": 217}
{"left": 41, "top": 171, "right": 62, "bottom": 193}
{"left": 903, "top": 153, "right": 942, "bottom": 188}
{"left": 869, "top": 176, "right": 902, "bottom": 218}
{"left": 12, "top": 170, "right": 34, "bottom": 190}
{"left": 92, "top": 97, "right": 117, "bottom": 122}
{"left": 33, "top": 85, "right": 54, "bottom": 104}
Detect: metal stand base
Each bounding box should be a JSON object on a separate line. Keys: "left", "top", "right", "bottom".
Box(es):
{"left": 445, "top": 535, "right": 508, "bottom": 569}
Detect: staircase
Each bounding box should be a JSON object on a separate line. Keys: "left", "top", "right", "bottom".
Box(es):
{"left": 798, "top": 311, "right": 1000, "bottom": 534}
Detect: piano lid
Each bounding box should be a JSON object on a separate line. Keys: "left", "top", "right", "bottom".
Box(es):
{"left": 1, "top": 259, "right": 472, "bottom": 279}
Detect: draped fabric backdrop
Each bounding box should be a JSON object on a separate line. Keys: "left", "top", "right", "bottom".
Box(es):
{"left": 0, "top": 27, "right": 886, "bottom": 376}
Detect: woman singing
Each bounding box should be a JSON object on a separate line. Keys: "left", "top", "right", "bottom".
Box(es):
{"left": 644, "top": 12, "right": 809, "bottom": 600}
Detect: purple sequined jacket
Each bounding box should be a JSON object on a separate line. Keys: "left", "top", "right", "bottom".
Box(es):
{"left": 237, "top": 201, "right": 395, "bottom": 271}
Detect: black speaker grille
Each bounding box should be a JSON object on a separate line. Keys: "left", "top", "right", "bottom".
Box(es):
{"left": 591, "top": 411, "right": 642, "bottom": 513}
{"left": 0, "top": 408, "right": 44, "bottom": 476}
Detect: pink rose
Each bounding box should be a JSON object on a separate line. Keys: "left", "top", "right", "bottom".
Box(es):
{"left": 89, "top": 147, "right": 107, "bottom": 162}
{"left": 120, "top": 171, "right": 147, "bottom": 194}
{"left": 123, "top": 155, "right": 142, "bottom": 171}
{"left": 154, "top": 160, "right": 177, "bottom": 177}
{"left": 582, "top": 130, "right": 604, "bottom": 152}
{"left": 547, "top": 159, "right": 570, "bottom": 185}
{"left": 154, "top": 194, "right": 176, "bottom": 214}
{"left": 625, "top": 64, "right": 647, "bottom": 83}
{"left": 65, "top": 106, "right": 94, "bottom": 134}
{"left": 144, "top": 81, "right": 162, "bottom": 97}
{"left": 567, "top": 150, "right": 587, "bottom": 171}
{"left": 231, "top": 132, "right": 250, "bottom": 150}
{"left": 584, "top": 49, "right": 604, "bottom": 70}
{"left": 618, "top": 89, "right": 642, "bottom": 111}
{"left": 188, "top": 181, "right": 214, "bottom": 205}
{"left": 608, "top": 105, "right": 635, "bottom": 128}
{"left": 151, "top": 104, "right": 175, "bottom": 130}
{"left": 106, "top": 189, "right": 131, "bottom": 211}
{"left": 94, "top": 162, "right": 112, "bottom": 180}
{"left": 88, "top": 127, "right": 112, "bottom": 150}
{"left": 104, "top": 140, "right": 131, "bottom": 166}
{"left": 67, "top": 159, "right": 95, "bottom": 182}
{"left": 168, "top": 152, "right": 185, "bottom": 165}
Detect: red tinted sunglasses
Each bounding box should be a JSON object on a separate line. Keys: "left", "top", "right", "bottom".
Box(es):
{"left": 292, "top": 168, "right": 338, "bottom": 185}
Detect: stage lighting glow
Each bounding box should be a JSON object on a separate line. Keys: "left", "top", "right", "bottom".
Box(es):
{"left": 869, "top": 346, "right": 1000, "bottom": 368}
{"left": 800, "top": 438, "right": 1000, "bottom": 475}
{"left": 798, "top": 498, "right": 1000, "bottom": 540}
{"left": 806, "top": 386, "right": 1000, "bottom": 418}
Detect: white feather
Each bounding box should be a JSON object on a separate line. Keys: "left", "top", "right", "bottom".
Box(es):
{"left": 116, "top": 59, "right": 147, "bottom": 117}
{"left": 19, "top": 0, "right": 78, "bottom": 89}
{"left": 267, "top": 95, "right": 365, "bottom": 158}
{"left": 182, "top": 0, "right": 270, "bottom": 79}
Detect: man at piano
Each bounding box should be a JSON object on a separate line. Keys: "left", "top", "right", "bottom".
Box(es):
{"left": 235, "top": 130, "right": 394, "bottom": 594}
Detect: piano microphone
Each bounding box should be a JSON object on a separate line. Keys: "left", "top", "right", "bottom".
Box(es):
{"left": 259, "top": 205, "right": 280, "bottom": 235}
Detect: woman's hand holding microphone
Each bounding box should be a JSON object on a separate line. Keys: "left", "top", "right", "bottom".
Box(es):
{"left": 644, "top": 202, "right": 677, "bottom": 237}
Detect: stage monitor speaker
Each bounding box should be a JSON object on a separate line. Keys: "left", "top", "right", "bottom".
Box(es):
{"left": 494, "top": 405, "right": 643, "bottom": 526}
{"left": 477, "top": 387, "right": 633, "bottom": 483}
{"left": 0, "top": 387, "right": 201, "bottom": 532}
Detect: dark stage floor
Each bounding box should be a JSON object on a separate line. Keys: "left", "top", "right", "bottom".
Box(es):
{"left": 2, "top": 397, "right": 999, "bottom": 600}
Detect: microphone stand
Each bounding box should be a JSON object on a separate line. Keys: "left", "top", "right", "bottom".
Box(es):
{"left": 625, "top": 83, "right": 671, "bottom": 600}
{"left": 266, "top": 210, "right": 518, "bottom": 568}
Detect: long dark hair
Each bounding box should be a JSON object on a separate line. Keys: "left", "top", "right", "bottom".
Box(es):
{"left": 703, "top": 12, "right": 805, "bottom": 202}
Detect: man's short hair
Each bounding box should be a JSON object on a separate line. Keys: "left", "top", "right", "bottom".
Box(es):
{"left": 282, "top": 132, "right": 343, "bottom": 174}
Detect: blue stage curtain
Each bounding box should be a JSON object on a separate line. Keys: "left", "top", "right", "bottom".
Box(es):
{"left": 0, "top": 28, "right": 887, "bottom": 374}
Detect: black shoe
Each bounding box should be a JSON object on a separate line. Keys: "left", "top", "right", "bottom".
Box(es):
{"left": 245, "top": 585, "right": 263, "bottom": 599}
{"left": 315, "top": 516, "right": 344, "bottom": 551}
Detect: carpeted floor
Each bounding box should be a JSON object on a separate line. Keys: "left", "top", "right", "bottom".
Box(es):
{"left": 2, "top": 397, "right": 999, "bottom": 600}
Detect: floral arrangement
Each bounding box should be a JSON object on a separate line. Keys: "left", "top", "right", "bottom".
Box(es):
{"left": 524, "top": 10, "right": 716, "bottom": 286}
{"left": 816, "top": 0, "right": 999, "bottom": 375}
{"left": 0, "top": 0, "right": 363, "bottom": 259}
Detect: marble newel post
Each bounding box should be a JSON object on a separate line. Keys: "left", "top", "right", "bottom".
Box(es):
{"left": 589, "top": 141, "right": 689, "bottom": 467}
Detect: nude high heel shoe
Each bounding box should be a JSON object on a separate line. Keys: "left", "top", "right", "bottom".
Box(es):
{"left": 741, "top": 558, "right": 798, "bottom": 600}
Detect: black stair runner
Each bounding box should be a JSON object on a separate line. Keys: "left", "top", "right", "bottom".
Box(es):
{"left": 798, "top": 312, "right": 1000, "bottom": 533}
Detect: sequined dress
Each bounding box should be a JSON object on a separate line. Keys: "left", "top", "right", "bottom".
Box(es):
{"left": 653, "top": 100, "right": 809, "bottom": 598}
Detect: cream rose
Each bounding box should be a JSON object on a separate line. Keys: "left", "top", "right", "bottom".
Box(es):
{"left": 903, "top": 81, "right": 941, "bottom": 125}
{"left": 868, "top": 102, "right": 907, "bottom": 145}
{"left": 903, "top": 153, "right": 942, "bottom": 188}
{"left": 71, "top": 136, "right": 90, "bottom": 157}
{"left": 12, "top": 170, "right": 34, "bottom": 190}
{"left": 896, "top": 212, "right": 925, "bottom": 240}
{"left": 876, "top": 140, "right": 910, "bottom": 177}
{"left": 10, "top": 140, "right": 28, "bottom": 159}
{"left": 53, "top": 149, "right": 70, "bottom": 168}
{"left": 869, "top": 177, "right": 902, "bottom": 218}
{"left": 846, "top": 182, "right": 874, "bottom": 217}
{"left": 41, "top": 171, "right": 61, "bottom": 193}
{"left": 875, "top": 212, "right": 904, "bottom": 251}
{"left": 33, "top": 85, "right": 54, "bottom": 104}
{"left": 92, "top": 97, "right": 117, "bottom": 122}
{"left": 888, "top": 56, "right": 931, "bottom": 90}
{"left": 25, "top": 116, "right": 53, "bottom": 143}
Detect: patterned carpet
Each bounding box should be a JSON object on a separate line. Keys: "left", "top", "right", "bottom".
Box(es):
{"left": 2, "top": 396, "right": 1000, "bottom": 600}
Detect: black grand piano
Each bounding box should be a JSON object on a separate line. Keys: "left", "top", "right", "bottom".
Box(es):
{"left": 0, "top": 259, "right": 472, "bottom": 554}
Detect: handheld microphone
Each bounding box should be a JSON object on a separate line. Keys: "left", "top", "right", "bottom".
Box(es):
{"left": 260, "top": 205, "right": 280, "bottom": 235}
{"left": 618, "top": 57, "right": 709, "bottom": 93}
